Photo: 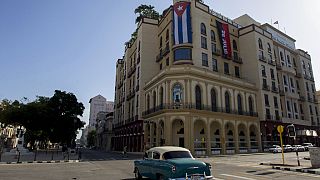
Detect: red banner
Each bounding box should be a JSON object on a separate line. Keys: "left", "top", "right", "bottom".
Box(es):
{"left": 216, "top": 20, "right": 231, "bottom": 58}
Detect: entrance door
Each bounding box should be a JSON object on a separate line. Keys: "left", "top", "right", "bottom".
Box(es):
{"left": 179, "top": 137, "right": 184, "bottom": 147}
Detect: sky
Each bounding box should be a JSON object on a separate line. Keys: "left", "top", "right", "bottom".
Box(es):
{"left": 1, "top": 0, "right": 320, "bottom": 133}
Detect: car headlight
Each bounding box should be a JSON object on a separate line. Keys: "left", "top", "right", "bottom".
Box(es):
{"left": 205, "top": 163, "right": 212, "bottom": 169}
{"left": 171, "top": 166, "right": 176, "bottom": 173}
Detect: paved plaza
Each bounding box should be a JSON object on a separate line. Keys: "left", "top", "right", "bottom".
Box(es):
{"left": 0, "top": 149, "right": 319, "bottom": 180}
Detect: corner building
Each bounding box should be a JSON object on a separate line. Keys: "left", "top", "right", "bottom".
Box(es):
{"left": 113, "top": 0, "right": 319, "bottom": 155}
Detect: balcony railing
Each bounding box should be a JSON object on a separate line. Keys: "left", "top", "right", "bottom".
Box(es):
{"left": 299, "top": 95, "right": 305, "bottom": 101}
{"left": 232, "top": 56, "right": 243, "bottom": 64}
{"left": 127, "top": 65, "right": 136, "bottom": 77}
{"left": 262, "top": 84, "right": 270, "bottom": 91}
{"left": 142, "top": 103, "right": 258, "bottom": 117}
{"left": 126, "top": 89, "right": 136, "bottom": 101}
{"left": 258, "top": 55, "right": 267, "bottom": 62}
{"left": 212, "top": 48, "right": 221, "bottom": 56}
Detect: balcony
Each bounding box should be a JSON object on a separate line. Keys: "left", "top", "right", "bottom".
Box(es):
{"left": 212, "top": 48, "right": 221, "bottom": 56}
{"left": 262, "top": 84, "right": 270, "bottom": 91}
{"left": 232, "top": 56, "right": 243, "bottom": 64}
{"left": 137, "top": 54, "right": 140, "bottom": 64}
{"left": 126, "top": 89, "right": 136, "bottom": 101}
{"left": 268, "top": 59, "right": 276, "bottom": 66}
{"left": 276, "top": 63, "right": 282, "bottom": 70}
{"left": 304, "top": 75, "right": 315, "bottom": 82}
{"left": 271, "top": 86, "right": 278, "bottom": 93}
{"left": 258, "top": 55, "right": 267, "bottom": 62}
{"left": 299, "top": 95, "right": 305, "bottom": 102}
{"left": 295, "top": 72, "right": 302, "bottom": 78}
{"left": 127, "top": 65, "right": 136, "bottom": 78}
{"left": 142, "top": 103, "right": 258, "bottom": 117}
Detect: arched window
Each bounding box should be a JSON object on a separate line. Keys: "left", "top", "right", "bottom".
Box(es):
{"left": 267, "top": 43, "right": 271, "bottom": 52}
{"left": 138, "top": 41, "right": 141, "bottom": 52}
{"left": 166, "top": 29, "right": 169, "bottom": 41}
{"left": 160, "top": 36, "right": 163, "bottom": 48}
{"left": 201, "top": 23, "right": 206, "bottom": 35}
{"left": 237, "top": 94, "right": 243, "bottom": 114}
{"left": 195, "top": 85, "right": 202, "bottom": 110}
{"left": 258, "top": 38, "right": 263, "bottom": 49}
{"left": 159, "top": 87, "right": 164, "bottom": 108}
{"left": 248, "top": 96, "right": 254, "bottom": 114}
{"left": 280, "top": 52, "right": 284, "bottom": 61}
{"left": 153, "top": 91, "right": 156, "bottom": 108}
{"left": 211, "top": 30, "right": 216, "bottom": 41}
{"left": 211, "top": 88, "right": 217, "bottom": 111}
{"left": 225, "top": 91, "right": 231, "bottom": 113}
{"left": 173, "top": 83, "right": 183, "bottom": 104}
{"left": 233, "top": 40, "right": 237, "bottom": 51}
{"left": 147, "top": 95, "right": 150, "bottom": 110}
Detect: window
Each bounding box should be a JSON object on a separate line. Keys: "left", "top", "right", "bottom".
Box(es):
{"left": 249, "top": 96, "right": 254, "bottom": 113}
{"left": 306, "top": 82, "right": 309, "bottom": 91}
{"left": 147, "top": 95, "right": 150, "bottom": 109}
{"left": 283, "top": 75, "right": 288, "bottom": 85}
{"left": 296, "top": 80, "right": 300, "bottom": 90}
{"left": 235, "top": 66, "right": 240, "bottom": 78}
{"left": 201, "top": 23, "right": 206, "bottom": 35}
{"left": 160, "top": 63, "right": 162, "bottom": 70}
{"left": 287, "top": 55, "right": 291, "bottom": 65}
{"left": 153, "top": 152, "right": 160, "bottom": 159}
{"left": 224, "top": 62, "right": 229, "bottom": 75}
{"left": 173, "top": 84, "right": 183, "bottom": 104}
{"left": 225, "top": 92, "right": 231, "bottom": 113}
{"left": 270, "top": 69, "right": 275, "bottom": 79}
{"left": 300, "top": 104, "right": 304, "bottom": 114}
{"left": 258, "top": 38, "right": 263, "bottom": 49}
{"left": 237, "top": 94, "right": 242, "bottom": 113}
{"left": 174, "top": 48, "right": 192, "bottom": 61}
{"left": 166, "top": 29, "right": 169, "bottom": 41}
{"left": 309, "top": 105, "right": 313, "bottom": 114}
{"left": 275, "top": 110, "right": 280, "bottom": 120}
{"left": 211, "top": 30, "right": 216, "bottom": 41}
{"left": 267, "top": 43, "right": 271, "bottom": 52}
{"left": 233, "top": 40, "right": 237, "bottom": 51}
{"left": 211, "top": 89, "right": 217, "bottom": 111}
{"left": 294, "top": 103, "right": 298, "bottom": 113}
{"left": 166, "top": 58, "right": 170, "bottom": 66}
{"left": 212, "top": 58, "right": 218, "bottom": 71}
{"left": 287, "top": 101, "right": 291, "bottom": 112}
{"left": 211, "top": 43, "right": 217, "bottom": 54}
{"left": 264, "top": 94, "right": 269, "bottom": 106}
{"left": 159, "top": 87, "right": 164, "bottom": 107}
{"left": 160, "top": 36, "right": 162, "bottom": 48}
{"left": 280, "top": 52, "right": 284, "bottom": 61}
{"left": 153, "top": 91, "right": 156, "bottom": 108}
{"left": 195, "top": 85, "right": 202, "bottom": 110}
{"left": 202, "top": 53, "right": 208, "bottom": 67}
{"left": 274, "top": 96, "right": 278, "bottom": 108}
{"left": 201, "top": 36, "right": 207, "bottom": 49}
{"left": 263, "top": 78, "right": 268, "bottom": 88}
{"left": 261, "top": 65, "right": 266, "bottom": 77}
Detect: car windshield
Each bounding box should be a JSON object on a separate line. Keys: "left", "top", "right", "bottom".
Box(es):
{"left": 163, "top": 151, "right": 193, "bottom": 160}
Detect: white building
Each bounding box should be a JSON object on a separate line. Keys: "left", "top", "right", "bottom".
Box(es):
{"left": 89, "top": 95, "right": 114, "bottom": 128}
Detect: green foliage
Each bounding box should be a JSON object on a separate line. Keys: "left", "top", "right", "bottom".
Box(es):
{"left": 0, "top": 90, "right": 85, "bottom": 147}
{"left": 134, "top": 4, "right": 160, "bottom": 24}
{"left": 87, "top": 130, "right": 96, "bottom": 147}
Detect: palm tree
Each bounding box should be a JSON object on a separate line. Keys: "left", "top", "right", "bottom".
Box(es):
{"left": 134, "top": 4, "right": 160, "bottom": 24}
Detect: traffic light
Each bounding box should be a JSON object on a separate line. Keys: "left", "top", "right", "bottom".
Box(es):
{"left": 287, "top": 124, "right": 296, "bottom": 137}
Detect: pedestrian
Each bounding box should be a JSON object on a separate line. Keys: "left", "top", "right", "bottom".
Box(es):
{"left": 123, "top": 146, "right": 127, "bottom": 157}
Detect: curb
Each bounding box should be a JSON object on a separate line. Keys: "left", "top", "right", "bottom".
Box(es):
{"left": 272, "top": 166, "right": 320, "bottom": 175}
{"left": 0, "top": 160, "right": 79, "bottom": 165}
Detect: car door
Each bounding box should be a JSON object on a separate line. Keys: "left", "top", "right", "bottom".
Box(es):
{"left": 138, "top": 152, "right": 149, "bottom": 176}
{"left": 152, "top": 151, "right": 162, "bottom": 177}
{"left": 142, "top": 151, "right": 154, "bottom": 178}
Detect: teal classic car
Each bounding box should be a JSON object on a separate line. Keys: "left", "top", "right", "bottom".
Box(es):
{"left": 134, "top": 146, "right": 213, "bottom": 180}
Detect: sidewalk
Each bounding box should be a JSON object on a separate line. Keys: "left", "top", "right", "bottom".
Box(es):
{"left": 0, "top": 150, "right": 79, "bottom": 164}
{"left": 260, "top": 153, "right": 320, "bottom": 175}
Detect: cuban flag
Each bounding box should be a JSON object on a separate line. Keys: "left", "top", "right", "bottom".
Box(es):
{"left": 173, "top": 2, "right": 192, "bottom": 45}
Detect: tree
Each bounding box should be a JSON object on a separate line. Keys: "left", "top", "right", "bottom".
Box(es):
{"left": 134, "top": 4, "right": 160, "bottom": 24}
{"left": 87, "top": 130, "right": 96, "bottom": 148}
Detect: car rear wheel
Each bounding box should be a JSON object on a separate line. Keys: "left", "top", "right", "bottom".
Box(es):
{"left": 134, "top": 168, "right": 142, "bottom": 180}
{"left": 157, "top": 174, "right": 164, "bottom": 180}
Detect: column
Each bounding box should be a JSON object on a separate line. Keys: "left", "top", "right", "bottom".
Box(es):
{"left": 246, "top": 123, "right": 251, "bottom": 152}
{"left": 206, "top": 119, "right": 211, "bottom": 156}
{"left": 164, "top": 116, "right": 172, "bottom": 145}
{"left": 221, "top": 121, "right": 226, "bottom": 154}
{"left": 234, "top": 121, "right": 239, "bottom": 153}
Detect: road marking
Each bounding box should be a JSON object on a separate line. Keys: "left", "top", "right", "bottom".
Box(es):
{"left": 212, "top": 177, "right": 224, "bottom": 180}
{"left": 220, "top": 174, "right": 256, "bottom": 180}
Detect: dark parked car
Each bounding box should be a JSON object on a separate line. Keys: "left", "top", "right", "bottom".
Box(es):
{"left": 134, "top": 146, "right": 213, "bottom": 180}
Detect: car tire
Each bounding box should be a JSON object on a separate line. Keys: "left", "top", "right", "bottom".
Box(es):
{"left": 157, "top": 174, "right": 164, "bottom": 180}
{"left": 134, "top": 168, "right": 142, "bottom": 180}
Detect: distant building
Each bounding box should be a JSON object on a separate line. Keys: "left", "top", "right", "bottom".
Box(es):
{"left": 89, "top": 95, "right": 114, "bottom": 128}
{"left": 96, "top": 112, "right": 114, "bottom": 151}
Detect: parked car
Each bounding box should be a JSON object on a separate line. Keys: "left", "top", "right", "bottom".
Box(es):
{"left": 269, "top": 145, "right": 282, "bottom": 153}
{"left": 292, "top": 145, "right": 305, "bottom": 152}
{"left": 302, "top": 143, "right": 314, "bottom": 151}
{"left": 283, "top": 145, "right": 293, "bottom": 152}
{"left": 134, "top": 146, "right": 213, "bottom": 180}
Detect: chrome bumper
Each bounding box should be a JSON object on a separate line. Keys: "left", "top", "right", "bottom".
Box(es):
{"left": 169, "top": 175, "right": 213, "bottom": 180}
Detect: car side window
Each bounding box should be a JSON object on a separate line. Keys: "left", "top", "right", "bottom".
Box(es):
{"left": 153, "top": 152, "right": 160, "bottom": 160}
{"left": 147, "top": 151, "right": 153, "bottom": 159}
{"left": 144, "top": 152, "right": 148, "bottom": 159}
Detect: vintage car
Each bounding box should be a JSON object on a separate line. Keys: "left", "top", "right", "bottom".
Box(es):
{"left": 134, "top": 146, "right": 213, "bottom": 180}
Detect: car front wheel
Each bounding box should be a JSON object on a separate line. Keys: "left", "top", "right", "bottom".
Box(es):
{"left": 134, "top": 168, "right": 142, "bottom": 180}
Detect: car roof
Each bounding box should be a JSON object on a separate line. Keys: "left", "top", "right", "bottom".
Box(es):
{"left": 147, "top": 146, "right": 190, "bottom": 154}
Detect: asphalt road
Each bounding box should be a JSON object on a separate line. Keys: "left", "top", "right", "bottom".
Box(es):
{"left": 0, "top": 149, "right": 318, "bottom": 180}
